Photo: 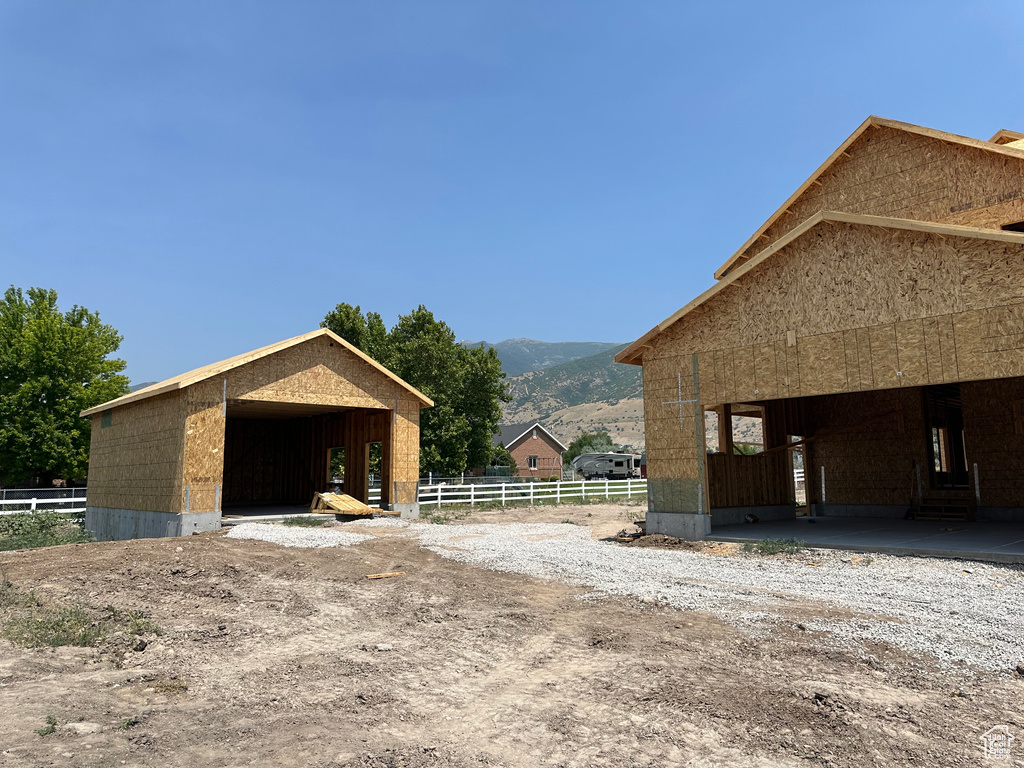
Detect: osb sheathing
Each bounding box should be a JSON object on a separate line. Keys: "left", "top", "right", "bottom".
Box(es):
{"left": 802, "top": 389, "right": 928, "bottom": 508}
{"left": 648, "top": 223, "right": 1024, "bottom": 411}
{"left": 84, "top": 391, "right": 185, "bottom": 515}
{"left": 90, "top": 335, "right": 424, "bottom": 515}
{"left": 731, "top": 125, "right": 1024, "bottom": 271}
{"left": 962, "top": 377, "right": 1024, "bottom": 507}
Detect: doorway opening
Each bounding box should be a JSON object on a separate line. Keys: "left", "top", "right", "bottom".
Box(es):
{"left": 925, "top": 384, "right": 968, "bottom": 489}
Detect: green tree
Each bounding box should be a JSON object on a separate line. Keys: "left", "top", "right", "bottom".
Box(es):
{"left": 322, "top": 303, "right": 393, "bottom": 369}
{"left": 489, "top": 443, "right": 519, "bottom": 477}
{"left": 321, "top": 304, "right": 510, "bottom": 476}
{"left": 563, "top": 430, "right": 619, "bottom": 469}
{"left": 0, "top": 287, "right": 129, "bottom": 486}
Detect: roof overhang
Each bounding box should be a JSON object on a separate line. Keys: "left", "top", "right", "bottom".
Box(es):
{"left": 714, "top": 116, "right": 1024, "bottom": 281}
{"left": 615, "top": 211, "right": 1024, "bottom": 366}
{"left": 82, "top": 328, "right": 433, "bottom": 417}
{"left": 505, "top": 422, "right": 567, "bottom": 452}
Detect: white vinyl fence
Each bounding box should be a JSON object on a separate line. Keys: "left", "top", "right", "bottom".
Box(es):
{"left": 3, "top": 478, "right": 648, "bottom": 516}
{"left": 392, "top": 477, "right": 647, "bottom": 509}
{"left": 0, "top": 488, "right": 88, "bottom": 516}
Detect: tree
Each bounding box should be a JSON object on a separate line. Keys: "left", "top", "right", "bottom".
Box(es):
{"left": 563, "top": 430, "right": 619, "bottom": 469}
{"left": 0, "top": 286, "right": 129, "bottom": 486}
{"left": 489, "top": 443, "right": 519, "bottom": 477}
{"left": 321, "top": 303, "right": 510, "bottom": 476}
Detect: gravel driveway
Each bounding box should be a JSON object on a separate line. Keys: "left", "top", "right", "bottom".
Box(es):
{"left": 340, "top": 519, "right": 1024, "bottom": 674}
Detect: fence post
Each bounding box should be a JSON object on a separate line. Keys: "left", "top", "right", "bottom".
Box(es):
{"left": 30, "top": 498, "right": 37, "bottom": 512}
{"left": 605, "top": 479, "right": 609, "bottom": 500}
{"left": 530, "top": 482, "right": 534, "bottom": 506}
{"left": 438, "top": 485, "right": 442, "bottom": 509}
{"left": 502, "top": 483, "right": 506, "bottom": 507}
{"left": 627, "top": 478, "right": 631, "bottom": 498}
{"left": 581, "top": 481, "right": 585, "bottom": 502}
{"left": 470, "top": 483, "right": 475, "bottom": 508}
{"left": 556, "top": 480, "right": 560, "bottom": 505}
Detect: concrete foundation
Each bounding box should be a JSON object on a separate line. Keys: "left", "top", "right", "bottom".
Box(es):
{"left": 86, "top": 507, "right": 221, "bottom": 542}
{"left": 646, "top": 511, "right": 711, "bottom": 540}
{"left": 390, "top": 502, "right": 420, "bottom": 520}
{"left": 977, "top": 506, "right": 1024, "bottom": 522}
{"left": 710, "top": 504, "right": 796, "bottom": 526}
{"left": 815, "top": 504, "right": 909, "bottom": 519}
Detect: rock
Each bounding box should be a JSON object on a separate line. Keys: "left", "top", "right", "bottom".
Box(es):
{"left": 132, "top": 638, "right": 147, "bottom": 653}
{"left": 64, "top": 722, "right": 103, "bottom": 735}
{"left": 375, "top": 643, "right": 394, "bottom": 652}
{"left": 1015, "top": 663, "right": 1024, "bottom": 678}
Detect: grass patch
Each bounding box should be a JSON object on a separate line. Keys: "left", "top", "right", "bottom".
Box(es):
{"left": 0, "top": 579, "right": 161, "bottom": 649}
{"left": 35, "top": 715, "right": 57, "bottom": 737}
{"left": 0, "top": 512, "right": 93, "bottom": 552}
{"left": 742, "top": 538, "right": 807, "bottom": 555}
{"left": 279, "top": 516, "right": 329, "bottom": 528}
{"left": 118, "top": 716, "right": 141, "bottom": 730}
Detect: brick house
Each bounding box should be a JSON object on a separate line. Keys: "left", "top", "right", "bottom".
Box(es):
{"left": 494, "top": 423, "right": 566, "bottom": 478}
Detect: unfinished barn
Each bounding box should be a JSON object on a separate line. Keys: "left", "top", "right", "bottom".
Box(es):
{"left": 617, "top": 117, "right": 1024, "bottom": 539}
{"left": 81, "top": 329, "right": 432, "bottom": 541}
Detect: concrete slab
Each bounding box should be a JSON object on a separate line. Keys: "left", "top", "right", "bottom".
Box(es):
{"left": 708, "top": 516, "right": 1024, "bottom": 564}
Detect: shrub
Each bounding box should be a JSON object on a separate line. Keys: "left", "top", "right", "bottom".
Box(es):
{"left": 0, "top": 512, "right": 93, "bottom": 552}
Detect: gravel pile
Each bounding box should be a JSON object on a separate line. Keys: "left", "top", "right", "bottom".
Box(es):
{"left": 358, "top": 520, "right": 1023, "bottom": 672}
{"left": 226, "top": 523, "right": 372, "bottom": 549}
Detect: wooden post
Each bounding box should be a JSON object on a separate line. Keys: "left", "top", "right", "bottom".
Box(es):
{"left": 530, "top": 482, "right": 534, "bottom": 506}
{"left": 501, "top": 483, "right": 506, "bottom": 507}
{"left": 470, "top": 483, "right": 475, "bottom": 508}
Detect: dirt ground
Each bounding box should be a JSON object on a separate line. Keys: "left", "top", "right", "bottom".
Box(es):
{"left": 1, "top": 503, "right": 1022, "bottom": 767}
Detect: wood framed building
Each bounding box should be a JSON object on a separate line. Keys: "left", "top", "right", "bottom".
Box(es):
{"left": 617, "top": 117, "right": 1024, "bottom": 538}
{"left": 81, "top": 329, "right": 432, "bottom": 540}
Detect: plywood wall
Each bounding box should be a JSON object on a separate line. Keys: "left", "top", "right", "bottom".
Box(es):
{"left": 731, "top": 126, "right": 1024, "bottom": 271}
{"left": 642, "top": 353, "right": 705, "bottom": 514}
{"left": 226, "top": 334, "right": 402, "bottom": 410}
{"left": 89, "top": 334, "right": 425, "bottom": 515}
{"left": 84, "top": 391, "right": 185, "bottom": 514}
{"left": 651, "top": 223, "right": 1024, "bottom": 410}
{"left": 802, "top": 388, "right": 927, "bottom": 508}
{"left": 962, "top": 376, "right": 1024, "bottom": 508}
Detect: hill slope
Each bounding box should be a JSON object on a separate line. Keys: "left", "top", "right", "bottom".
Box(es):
{"left": 465, "top": 339, "right": 621, "bottom": 377}
{"left": 501, "top": 344, "right": 646, "bottom": 448}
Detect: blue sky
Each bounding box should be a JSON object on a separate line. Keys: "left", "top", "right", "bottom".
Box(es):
{"left": 3, "top": 1, "right": 1023, "bottom": 383}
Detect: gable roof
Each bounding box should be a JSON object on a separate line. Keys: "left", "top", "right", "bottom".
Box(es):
{"left": 81, "top": 328, "right": 433, "bottom": 417}
{"left": 714, "top": 116, "right": 1024, "bottom": 280}
{"left": 615, "top": 211, "right": 1024, "bottom": 365}
{"left": 493, "top": 422, "right": 567, "bottom": 452}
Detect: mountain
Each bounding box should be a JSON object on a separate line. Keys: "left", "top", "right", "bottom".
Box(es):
{"left": 501, "top": 344, "right": 646, "bottom": 449}
{"left": 464, "top": 339, "right": 621, "bottom": 377}
{"left": 498, "top": 344, "right": 763, "bottom": 453}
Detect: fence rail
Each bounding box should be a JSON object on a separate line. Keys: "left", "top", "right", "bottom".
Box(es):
{"left": 404, "top": 477, "right": 647, "bottom": 508}
{"left": 2, "top": 478, "right": 647, "bottom": 516}
{"left": 0, "top": 488, "right": 88, "bottom": 516}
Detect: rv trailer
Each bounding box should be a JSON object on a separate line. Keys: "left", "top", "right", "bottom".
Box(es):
{"left": 572, "top": 452, "right": 640, "bottom": 480}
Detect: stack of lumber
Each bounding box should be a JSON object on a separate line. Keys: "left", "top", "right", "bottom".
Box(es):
{"left": 309, "top": 493, "right": 400, "bottom": 518}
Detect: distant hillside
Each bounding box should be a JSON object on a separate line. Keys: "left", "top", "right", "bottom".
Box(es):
{"left": 502, "top": 344, "right": 643, "bottom": 431}
{"left": 501, "top": 344, "right": 763, "bottom": 453}
{"left": 465, "top": 339, "right": 621, "bottom": 377}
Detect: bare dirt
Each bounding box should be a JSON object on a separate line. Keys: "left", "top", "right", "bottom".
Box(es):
{"left": 1, "top": 503, "right": 1022, "bottom": 767}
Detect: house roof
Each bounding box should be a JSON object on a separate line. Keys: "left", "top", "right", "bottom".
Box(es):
{"left": 492, "top": 422, "right": 567, "bottom": 452}
{"left": 615, "top": 211, "right": 1024, "bottom": 366}
{"left": 713, "top": 116, "right": 1024, "bottom": 281}
{"left": 81, "top": 328, "right": 433, "bottom": 417}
